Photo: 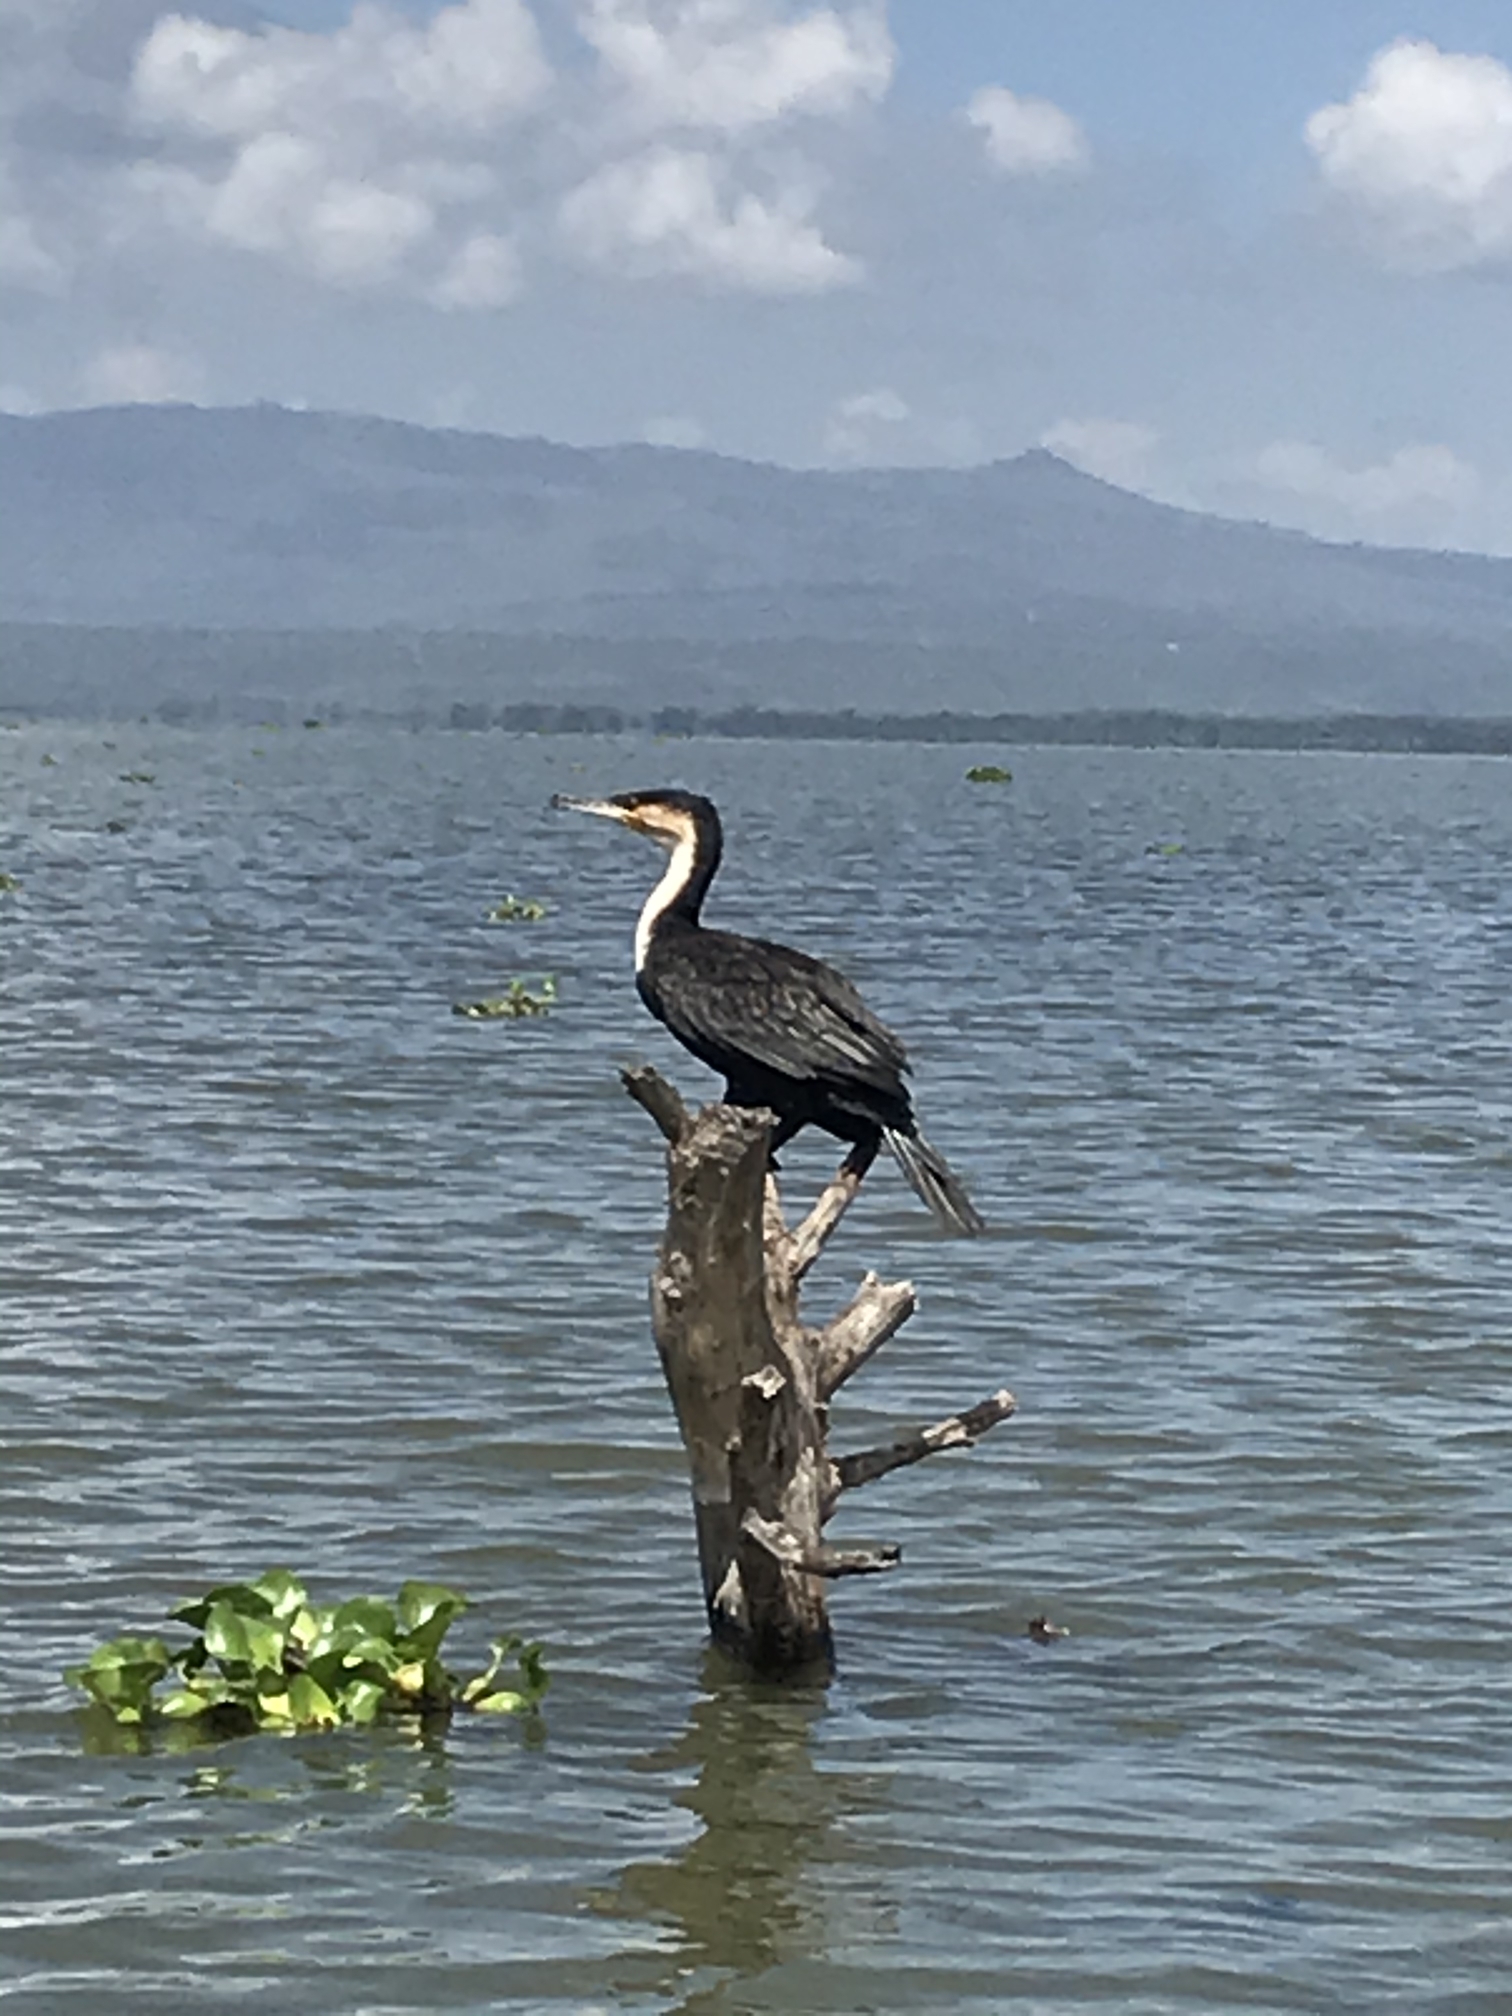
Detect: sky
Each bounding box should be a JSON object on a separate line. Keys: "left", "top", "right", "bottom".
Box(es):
{"left": 4, "top": 0, "right": 1512, "bottom": 553}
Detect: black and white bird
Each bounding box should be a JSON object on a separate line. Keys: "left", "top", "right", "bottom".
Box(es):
{"left": 553, "top": 787, "right": 984, "bottom": 1235}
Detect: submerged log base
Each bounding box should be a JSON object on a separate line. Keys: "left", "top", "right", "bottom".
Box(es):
{"left": 624, "top": 1065, "right": 1014, "bottom": 1674}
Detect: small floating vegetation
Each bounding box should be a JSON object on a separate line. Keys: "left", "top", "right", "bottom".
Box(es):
{"left": 965, "top": 764, "right": 1013, "bottom": 785}
{"left": 0, "top": 871, "right": 20, "bottom": 892}
{"left": 66, "top": 1569, "right": 548, "bottom": 1737}
{"left": 119, "top": 771, "right": 156, "bottom": 786}
{"left": 486, "top": 894, "right": 548, "bottom": 924}
{"left": 1145, "top": 841, "right": 1185, "bottom": 857}
{"left": 453, "top": 976, "right": 557, "bottom": 1019}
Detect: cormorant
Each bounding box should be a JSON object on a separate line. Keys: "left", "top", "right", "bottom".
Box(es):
{"left": 552, "top": 787, "right": 984, "bottom": 1235}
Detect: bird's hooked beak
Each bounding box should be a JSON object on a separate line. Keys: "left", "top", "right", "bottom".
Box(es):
{"left": 552, "top": 793, "right": 675, "bottom": 846}
{"left": 550, "top": 792, "right": 629, "bottom": 823}
{"left": 552, "top": 792, "right": 691, "bottom": 852}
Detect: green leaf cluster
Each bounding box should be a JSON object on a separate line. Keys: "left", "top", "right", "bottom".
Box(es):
{"left": 65, "top": 1570, "right": 548, "bottom": 1737}
{"left": 453, "top": 976, "right": 557, "bottom": 1019}
{"left": 486, "top": 894, "right": 548, "bottom": 923}
{"left": 0, "top": 871, "right": 19, "bottom": 892}
{"left": 965, "top": 764, "right": 1013, "bottom": 785}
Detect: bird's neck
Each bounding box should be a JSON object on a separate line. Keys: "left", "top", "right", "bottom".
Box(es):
{"left": 634, "top": 829, "right": 717, "bottom": 972}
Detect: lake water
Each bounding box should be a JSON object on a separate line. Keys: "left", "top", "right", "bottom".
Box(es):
{"left": 2, "top": 722, "right": 1511, "bottom": 2014}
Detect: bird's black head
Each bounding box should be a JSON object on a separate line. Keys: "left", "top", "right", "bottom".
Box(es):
{"left": 551, "top": 787, "right": 723, "bottom": 860}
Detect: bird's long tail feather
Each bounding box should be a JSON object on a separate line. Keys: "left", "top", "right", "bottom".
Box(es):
{"left": 882, "top": 1127, "right": 986, "bottom": 1236}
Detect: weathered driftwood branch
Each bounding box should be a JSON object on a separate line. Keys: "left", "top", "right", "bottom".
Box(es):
{"left": 620, "top": 1064, "right": 1014, "bottom": 1674}
{"left": 740, "top": 1510, "right": 902, "bottom": 1578}
{"left": 814, "top": 1273, "right": 918, "bottom": 1401}
{"left": 783, "top": 1161, "right": 867, "bottom": 1284}
{"left": 622, "top": 1063, "right": 689, "bottom": 1146}
{"left": 823, "top": 1389, "right": 1018, "bottom": 1519}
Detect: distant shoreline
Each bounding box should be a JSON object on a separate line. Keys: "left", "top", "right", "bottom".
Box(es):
{"left": 495, "top": 704, "right": 1512, "bottom": 757}
{"left": 5, "top": 696, "right": 1512, "bottom": 756}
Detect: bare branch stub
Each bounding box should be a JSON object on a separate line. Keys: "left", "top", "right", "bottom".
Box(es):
{"left": 785, "top": 1161, "right": 867, "bottom": 1284}
{"left": 814, "top": 1273, "right": 919, "bottom": 1401}
{"left": 740, "top": 1509, "right": 901, "bottom": 1578}
{"left": 620, "top": 1064, "right": 689, "bottom": 1145}
{"left": 823, "top": 1388, "right": 1017, "bottom": 1518}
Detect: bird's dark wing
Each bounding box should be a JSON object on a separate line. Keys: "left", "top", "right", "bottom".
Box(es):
{"left": 649, "top": 929, "right": 910, "bottom": 1091}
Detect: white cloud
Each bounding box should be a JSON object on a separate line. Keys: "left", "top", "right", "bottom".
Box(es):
{"left": 965, "top": 85, "right": 1089, "bottom": 176}
{"left": 560, "top": 3, "right": 890, "bottom": 289}
{"left": 0, "top": 137, "right": 70, "bottom": 293}
{"left": 0, "top": 205, "right": 65, "bottom": 291}
{"left": 0, "top": 0, "right": 881, "bottom": 317}
{"left": 822, "top": 384, "right": 908, "bottom": 459}
{"left": 124, "top": 0, "right": 549, "bottom": 295}
{"left": 642, "top": 412, "right": 707, "bottom": 448}
{"left": 577, "top": 0, "right": 893, "bottom": 136}
{"left": 560, "top": 144, "right": 856, "bottom": 289}
{"left": 428, "top": 230, "right": 522, "bottom": 307}
{"left": 1041, "top": 416, "right": 1158, "bottom": 489}
{"left": 1305, "top": 40, "right": 1512, "bottom": 269}
{"left": 1252, "top": 438, "right": 1481, "bottom": 520}
{"left": 0, "top": 382, "right": 43, "bottom": 416}
{"left": 80, "top": 342, "right": 205, "bottom": 405}
{"left": 131, "top": 1, "right": 550, "bottom": 140}
{"left": 132, "top": 135, "right": 437, "bottom": 284}
{"left": 816, "top": 389, "right": 982, "bottom": 466}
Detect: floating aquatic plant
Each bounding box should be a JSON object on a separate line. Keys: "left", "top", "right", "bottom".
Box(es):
{"left": 0, "top": 871, "right": 19, "bottom": 892}
{"left": 119, "top": 771, "right": 156, "bottom": 786}
{"left": 66, "top": 1570, "right": 547, "bottom": 1737}
{"left": 486, "top": 894, "right": 548, "bottom": 924}
{"left": 453, "top": 976, "right": 557, "bottom": 1019}
{"left": 965, "top": 764, "right": 1013, "bottom": 785}
{"left": 1145, "top": 841, "right": 1185, "bottom": 857}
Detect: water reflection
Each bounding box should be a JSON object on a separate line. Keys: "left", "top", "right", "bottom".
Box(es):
{"left": 607, "top": 1654, "right": 890, "bottom": 2011}
{"left": 79, "top": 1714, "right": 466, "bottom": 1869}
{"left": 81, "top": 1706, "right": 460, "bottom": 1825}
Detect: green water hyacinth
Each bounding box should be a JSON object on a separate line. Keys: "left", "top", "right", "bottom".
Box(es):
{"left": 453, "top": 976, "right": 556, "bottom": 1018}
{"left": 965, "top": 764, "right": 1013, "bottom": 784}
{"left": 66, "top": 1570, "right": 548, "bottom": 1735}
{"left": 486, "top": 894, "right": 548, "bottom": 923}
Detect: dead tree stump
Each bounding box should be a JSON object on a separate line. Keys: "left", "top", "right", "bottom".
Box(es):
{"left": 622, "top": 1065, "right": 1016, "bottom": 1674}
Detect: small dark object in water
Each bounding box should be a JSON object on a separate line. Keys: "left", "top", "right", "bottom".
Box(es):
{"left": 1027, "top": 1615, "right": 1067, "bottom": 1644}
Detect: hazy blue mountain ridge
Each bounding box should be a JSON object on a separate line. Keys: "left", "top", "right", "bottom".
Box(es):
{"left": 3, "top": 403, "right": 1510, "bottom": 715}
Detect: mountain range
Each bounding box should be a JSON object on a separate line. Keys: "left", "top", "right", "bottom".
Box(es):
{"left": 3, "top": 402, "right": 1510, "bottom": 717}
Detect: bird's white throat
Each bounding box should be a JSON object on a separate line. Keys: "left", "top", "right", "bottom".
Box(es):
{"left": 634, "top": 826, "right": 698, "bottom": 972}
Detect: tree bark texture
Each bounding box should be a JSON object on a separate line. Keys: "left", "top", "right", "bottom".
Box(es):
{"left": 622, "top": 1066, "right": 1016, "bottom": 1675}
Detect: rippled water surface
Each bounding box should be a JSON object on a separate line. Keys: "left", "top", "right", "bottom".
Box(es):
{"left": 3, "top": 723, "right": 1511, "bottom": 2014}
